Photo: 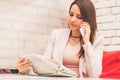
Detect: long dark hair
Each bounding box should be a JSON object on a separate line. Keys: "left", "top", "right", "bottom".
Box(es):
{"left": 69, "top": 0, "right": 97, "bottom": 58}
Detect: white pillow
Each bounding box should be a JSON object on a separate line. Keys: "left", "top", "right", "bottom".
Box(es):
{"left": 24, "top": 54, "right": 77, "bottom": 77}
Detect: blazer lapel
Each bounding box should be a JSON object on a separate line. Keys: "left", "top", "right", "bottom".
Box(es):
{"left": 53, "top": 29, "right": 71, "bottom": 64}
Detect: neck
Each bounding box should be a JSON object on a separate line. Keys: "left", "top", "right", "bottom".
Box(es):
{"left": 70, "top": 30, "right": 80, "bottom": 38}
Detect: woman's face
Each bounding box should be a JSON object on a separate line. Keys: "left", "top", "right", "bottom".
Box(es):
{"left": 68, "top": 4, "right": 83, "bottom": 31}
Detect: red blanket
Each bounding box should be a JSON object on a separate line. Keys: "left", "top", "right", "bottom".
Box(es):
{"left": 100, "top": 50, "right": 120, "bottom": 79}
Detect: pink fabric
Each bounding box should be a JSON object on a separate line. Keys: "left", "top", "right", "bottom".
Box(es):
{"left": 63, "top": 42, "right": 80, "bottom": 76}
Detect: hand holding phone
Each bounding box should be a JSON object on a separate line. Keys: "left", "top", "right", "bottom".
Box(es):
{"left": 79, "top": 27, "right": 85, "bottom": 37}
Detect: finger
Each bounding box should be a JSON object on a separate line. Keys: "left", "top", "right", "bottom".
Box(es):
{"left": 81, "top": 22, "right": 90, "bottom": 28}
{"left": 17, "top": 63, "right": 32, "bottom": 72}
{"left": 18, "top": 57, "right": 26, "bottom": 63}
{"left": 19, "top": 62, "right": 32, "bottom": 69}
{"left": 81, "top": 22, "right": 90, "bottom": 31}
{"left": 17, "top": 62, "right": 32, "bottom": 74}
{"left": 22, "top": 63, "right": 32, "bottom": 68}
{"left": 18, "top": 60, "right": 32, "bottom": 67}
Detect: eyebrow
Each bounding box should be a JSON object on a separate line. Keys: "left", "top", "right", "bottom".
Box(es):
{"left": 70, "top": 11, "right": 81, "bottom": 16}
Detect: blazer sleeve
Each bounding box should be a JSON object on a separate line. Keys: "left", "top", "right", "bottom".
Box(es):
{"left": 83, "top": 35, "right": 104, "bottom": 77}
{"left": 43, "top": 30, "right": 56, "bottom": 59}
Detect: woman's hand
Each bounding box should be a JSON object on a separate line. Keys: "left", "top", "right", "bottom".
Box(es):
{"left": 17, "top": 57, "right": 32, "bottom": 74}
{"left": 81, "top": 22, "right": 91, "bottom": 44}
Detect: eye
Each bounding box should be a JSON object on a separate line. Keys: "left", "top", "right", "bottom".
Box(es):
{"left": 69, "top": 12, "right": 74, "bottom": 17}
{"left": 77, "top": 15, "right": 83, "bottom": 19}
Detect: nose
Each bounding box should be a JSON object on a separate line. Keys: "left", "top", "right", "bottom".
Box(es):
{"left": 71, "top": 16, "right": 76, "bottom": 22}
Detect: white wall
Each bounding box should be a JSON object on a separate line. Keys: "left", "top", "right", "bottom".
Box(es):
{"left": 0, "top": 0, "right": 119, "bottom": 69}
{"left": 0, "top": 0, "right": 69, "bottom": 69}
{"left": 95, "top": 0, "right": 120, "bottom": 50}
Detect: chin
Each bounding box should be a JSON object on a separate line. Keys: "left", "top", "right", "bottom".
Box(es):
{"left": 69, "top": 26, "right": 74, "bottom": 30}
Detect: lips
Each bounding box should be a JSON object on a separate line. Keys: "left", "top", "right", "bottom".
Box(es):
{"left": 70, "top": 23, "right": 76, "bottom": 28}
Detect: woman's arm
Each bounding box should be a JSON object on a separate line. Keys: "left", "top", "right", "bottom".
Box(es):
{"left": 83, "top": 35, "right": 104, "bottom": 77}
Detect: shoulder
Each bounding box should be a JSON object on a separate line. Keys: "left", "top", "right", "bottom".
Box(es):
{"left": 95, "top": 32, "right": 104, "bottom": 41}
{"left": 93, "top": 32, "right": 104, "bottom": 46}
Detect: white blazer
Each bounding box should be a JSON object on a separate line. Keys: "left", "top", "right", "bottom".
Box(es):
{"left": 44, "top": 28, "right": 104, "bottom": 78}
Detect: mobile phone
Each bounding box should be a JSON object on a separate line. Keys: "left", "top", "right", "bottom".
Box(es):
{"left": 79, "top": 27, "right": 85, "bottom": 37}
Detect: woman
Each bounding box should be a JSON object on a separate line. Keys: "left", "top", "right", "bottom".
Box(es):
{"left": 17, "top": 0, "right": 104, "bottom": 77}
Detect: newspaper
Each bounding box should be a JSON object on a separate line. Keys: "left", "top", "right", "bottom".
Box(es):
{"left": 24, "top": 54, "right": 77, "bottom": 77}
